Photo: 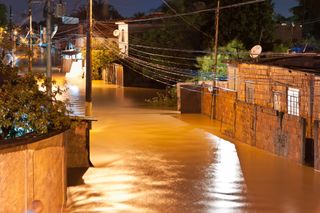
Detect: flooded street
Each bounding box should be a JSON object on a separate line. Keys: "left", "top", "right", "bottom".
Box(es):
{"left": 55, "top": 74, "right": 320, "bottom": 213}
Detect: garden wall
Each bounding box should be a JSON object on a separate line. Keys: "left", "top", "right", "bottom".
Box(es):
{"left": 0, "top": 132, "right": 66, "bottom": 213}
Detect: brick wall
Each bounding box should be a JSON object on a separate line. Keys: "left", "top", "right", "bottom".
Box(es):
{"left": 238, "top": 64, "right": 313, "bottom": 120}
{"left": 177, "top": 83, "right": 202, "bottom": 113}
{"left": 199, "top": 86, "right": 304, "bottom": 164}
{"left": 201, "top": 87, "right": 213, "bottom": 117}
{"left": 234, "top": 101, "right": 256, "bottom": 146}
{"left": 216, "top": 89, "right": 237, "bottom": 128}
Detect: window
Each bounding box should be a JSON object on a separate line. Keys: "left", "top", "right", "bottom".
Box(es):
{"left": 121, "top": 29, "right": 125, "bottom": 42}
{"left": 287, "top": 88, "right": 299, "bottom": 116}
{"left": 273, "top": 92, "right": 281, "bottom": 111}
{"left": 245, "top": 82, "right": 254, "bottom": 103}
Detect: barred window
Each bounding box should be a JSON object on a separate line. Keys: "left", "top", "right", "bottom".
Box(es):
{"left": 274, "top": 92, "right": 281, "bottom": 111}
{"left": 287, "top": 88, "right": 299, "bottom": 116}
{"left": 245, "top": 82, "right": 254, "bottom": 104}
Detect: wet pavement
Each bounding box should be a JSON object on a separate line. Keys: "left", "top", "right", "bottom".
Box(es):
{"left": 56, "top": 75, "right": 320, "bottom": 213}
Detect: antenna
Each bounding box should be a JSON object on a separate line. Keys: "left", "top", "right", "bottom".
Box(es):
{"left": 250, "top": 45, "right": 262, "bottom": 58}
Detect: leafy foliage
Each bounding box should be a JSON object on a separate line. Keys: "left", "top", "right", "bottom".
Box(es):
{"left": 145, "top": 87, "right": 177, "bottom": 107}
{"left": 72, "top": 0, "right": 122, "bottom": 20}
{"left": 196, "top": 39, "right": 247, "bottom": 80}
{"left": 82, "top": 39, "right": 119, "bottom": 79}
{"left": 273, "top": 43, "right": 290, "bottom": 53}
{"left": 291, "top": 0, "right": 320, "bottom": 39}
{"left": 129, "top": 0, "right": 274, "bottom": 85}
{"left": 0, "top": 4, "right": 7, "bottom": 28}
{"left": 0, "top": 64, "right": 71, "bottom": 140}
{"left": 136, "top": 0, "right": 274, "bottom": 50}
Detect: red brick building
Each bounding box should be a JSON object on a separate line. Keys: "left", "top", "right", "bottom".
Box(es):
{"left": 180, "top": 55, "right": 320, "bottom": 170}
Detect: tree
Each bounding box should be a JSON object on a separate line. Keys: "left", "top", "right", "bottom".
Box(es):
{"left": 82, "top": 38, "right": 119, "bottom": 79}
{"left": 136, "top": 0, "right": 274, "bottom": 50}
{"left": 291, "top": 0, "right": 320, "bottom": 39}
{"left": 124, "top": 0, "right": 274, "bottom": 86}
{"left": 132, "top": 12, "right": 145, "bottom": 19}
{"left": 73, "top": 0, "right": 122, "bottom": 21}
{"left": 196, "top": 39, "right": 247, "bottom": 80}
{"left": 0, "top": 64, "right": 71, "bottom": 140}
{"left": 0, "top": 4, "right": 7, "bottom": 27}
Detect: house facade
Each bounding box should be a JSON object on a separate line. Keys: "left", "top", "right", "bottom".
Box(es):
{"left": 179, "top": 55, "right": 320, "bottom": 170}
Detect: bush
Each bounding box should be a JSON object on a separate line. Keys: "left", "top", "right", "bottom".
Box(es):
{"left": 0, "top": 64, "right": 71, "bottom": 140}
{"left": 196, "top": 39, "right": 248, "bottom": 81}
{"left": 145, "top": 87, "right": 177, "bottom": 107}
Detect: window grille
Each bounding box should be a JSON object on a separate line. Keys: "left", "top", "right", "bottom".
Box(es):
{"left": 274, "top": 92, "right": 281, "bottom": 111}
{"left": 287, "top": 88, "right": 299, "bottom": 116}
{"left": 245, "top": 82, "right": 254, "bottom": 104}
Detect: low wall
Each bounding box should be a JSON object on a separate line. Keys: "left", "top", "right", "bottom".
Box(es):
{"left": 201, "top": 87, "right": 212, "bottom": 117}
{"left": 177, "top": 83, "right": 201, "bottom": 113}
{"left": 0, "top": 132, "right": 66, "bottom": 213}
{"left": 65, "top": 120, "right": 91, "bottom": 168}
{"left": 188, "top": 87, "right": 305, "bottom": 165}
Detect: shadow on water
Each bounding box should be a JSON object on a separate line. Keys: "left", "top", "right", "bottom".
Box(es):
{"left": 67, "top": 167, "right": 89, "bottom": 187}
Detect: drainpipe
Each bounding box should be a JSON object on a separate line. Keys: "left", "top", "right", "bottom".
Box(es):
{"left": 301, "top": 118, "right": 307, "bottom": 164}
{"left": 314, "top": 120, "right": 319, "bottom": 170}
{"left": 309, "top": 77, "right": 314, "bottom": 138}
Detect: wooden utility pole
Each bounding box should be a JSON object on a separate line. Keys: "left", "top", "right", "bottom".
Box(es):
{"left": 46, "top": 0, "right": 52, "bottom": 92}
{"left": 211, "top": 0, "right": 220, "bottom": 120}
{"left": 28, "top": 0, "right": 32, "bottom": 72}
{"left": 9, "top": 6, "right": 12, "bottom": 46}
{"left": 85, "top": 0, "right": 93, "bottom": 117}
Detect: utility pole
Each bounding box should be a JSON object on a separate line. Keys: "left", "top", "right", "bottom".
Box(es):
{"left": 85, "top": 0, "right": 93, "bottom": 117}
{"left": 9, "top": 6, "right": 12, "bottom": 46}
{"left": 46, "top": 0, "right": 52, "bottom": 92}
{"left": 28, "top": 0, "right": 32, "bottom": 72}
{"left": 211, "top": 0, "right": 220, "bottom": 120}
{"left": 9, "top": 6, "right": 15, "bottom": 67}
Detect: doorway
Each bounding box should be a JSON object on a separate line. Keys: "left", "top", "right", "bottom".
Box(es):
{"left": 304, "top": 138, "right": 314, "bottom": 167}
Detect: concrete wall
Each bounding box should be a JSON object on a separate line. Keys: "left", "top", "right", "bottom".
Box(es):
{"left": 177, "top": 83, "right": 201, "bottom": 113}
{"left": 65, "top": 121, "right": 91, "bottom": 168}
{"left": 0, "top": 133, "right": 66, "bottom": 213}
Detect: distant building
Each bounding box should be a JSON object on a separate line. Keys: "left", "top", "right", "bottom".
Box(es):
{"left": 179, "top": 55, "right": 320, "bottom": 171}
{"left": 274, "top": 23, "right": 303, "bottom": 43}
{"left": 224, "top": 55, "right": 320, "bottom": 170}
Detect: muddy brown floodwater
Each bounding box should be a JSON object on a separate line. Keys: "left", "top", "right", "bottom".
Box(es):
{"left": 54, "top": 74, "right": 320, "bottom": 213}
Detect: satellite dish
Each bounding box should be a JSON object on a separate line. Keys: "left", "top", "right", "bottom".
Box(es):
{"left": 250, "top": 45, "right": 262, "bottom": 58}
{"left": 113, "top": 30, "right": 120, "bottom": 37}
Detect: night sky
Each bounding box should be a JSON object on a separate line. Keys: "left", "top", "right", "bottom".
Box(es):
{"left": 0, "top": 0, "right": 298, "bottom": 23}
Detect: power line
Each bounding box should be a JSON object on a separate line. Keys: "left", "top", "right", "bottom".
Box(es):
{"left": 161, "top": 0, "right": 212, "bottom": 39}
{"left": 124, "top": 0, "right": 266, "bottom": 23}
{"left": 130, "top": 47, "right": 198, "bottom": 61}
{"left": 129, "top": 44, "right": 211, "bottom": 54}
